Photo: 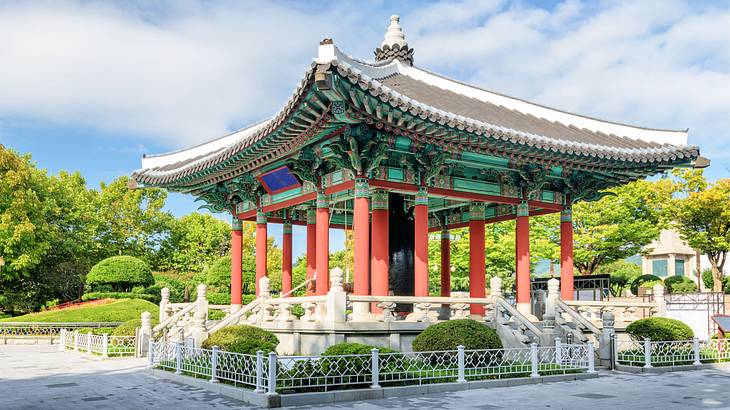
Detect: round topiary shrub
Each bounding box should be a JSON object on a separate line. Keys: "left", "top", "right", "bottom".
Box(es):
{"left": 86, "top": 256, "right": 154, "bottom": 292}
{"left": 630, "top": 274, "right": 662, "bottom": 296}
{"left": 412, "top": 319, "right": 502, "bottom": 352}
{"left": 626, "top": 317, "right": 693, "bottom": 341}
{"left": 201, "top": 325, "right": 278, "bottom": 354}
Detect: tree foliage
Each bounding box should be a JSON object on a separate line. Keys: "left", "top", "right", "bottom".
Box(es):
{"left": 672, "top": 178, "right": 729, "bottom": 291}
{"left": 86, "top": 256, "right": 154, "bottom": 292}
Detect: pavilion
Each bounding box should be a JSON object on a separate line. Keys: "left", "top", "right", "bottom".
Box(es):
{"left": 132, "top": 16, "right": 702, "bottom": 318}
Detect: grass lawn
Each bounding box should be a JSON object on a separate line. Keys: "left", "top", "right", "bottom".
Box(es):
{"left": 0, "top": 299, "right": 159, "bottom": 323}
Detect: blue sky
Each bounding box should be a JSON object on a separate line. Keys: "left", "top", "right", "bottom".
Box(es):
{"left": 1, "top": 0, "right": 728, "bottom": 259}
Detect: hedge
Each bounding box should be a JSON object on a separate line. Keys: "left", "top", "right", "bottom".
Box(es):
{"left": 412, "top": 319, "right": 502, "bottom": 352}
{"left": 82, "top": 292, "right": 158, "bottom": 303}
{"left": 111, "top": 317, "right": 159, "bottom": 336}
{"left": 86, "top": 256, "right": 154, "bottom": 292}
{"left": 626, "top": 317, "right": 693, "bottom": 341}
{"left": 664, "top": 276, "right": 697, "bottom": 294}
{"left": 201, "top": 325, "right": 278, "bottom": 354}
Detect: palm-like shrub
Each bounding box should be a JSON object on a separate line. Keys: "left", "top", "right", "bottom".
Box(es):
{"left": 86, "top": 256, "right": 153, "bottom": 292}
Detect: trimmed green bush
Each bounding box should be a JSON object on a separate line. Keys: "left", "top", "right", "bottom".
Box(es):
{"left": 208, "top": 309, "right": 225, "bottom": 320}
{"left": 86, "top": 256, "right": 154, "bottom": 292}
{"left": 201, "top": 325, "right": 278, "bottom": 354}
{"left": 110, "top": 317, "right": 159, "bottom": 336}
{"left": 664, "top": 276, "right": 697, "bottom": 294}
{"left": 412, "top": 319, "right": 502, "bottom": 352}
{"left": 82, "top": 292, "right": 158, "bottom": 303}
{"left": 630, "top": 274, "right": 662, "bottom": 296}
{"left": 323, "top": 342, "right": 396, "bottom": 356}
{"left": 626, "top": 317, "right": 693, "bottom": 341}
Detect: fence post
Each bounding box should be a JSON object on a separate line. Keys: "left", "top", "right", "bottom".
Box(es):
{"left": 370, "top": 348, "right": 381, "bottom": 389}
{"left": 643, "top": 338, "right": 653, "bottom": 369}
{"left": 74, "top": 330, "right": 79, "bottom": 351}
{"left": 255, "top": 350, "right": 264, "bottom": 393}
{"left": 457, "top": 345, "right": 466, "bottom": 383}
{"left": 148, "top": 340, "right": 154, "bottom": 368}
{"left": 610, "top": 333, "right": 617, "bottom": 370}
{"left": 58, "top": 329, "right": 66, "bottom": 352}
{"left": 210, "top": 346, "right": 219, "bottom": 383}
{"left": 586, "top": 343, "right": 596, "bottom": 373}
{"left": 693, "top": 338, "right": 701, "bottom": 366}
{"left": 530, "top": 343, "right": 539, "bottom": 377}
{"left": 175, "top": 341, "right": 183, "bottom": 374}
{"left": 555, "top": 337, "right": 562, "bottom": 365}
{"left": 267, "top": 352, "right": 277, "bottom": 395}
{"left": 86, "top": 333, "right": 92, "bottom": 354}
{"left": 102, "top": 334, "right": 109, "bottom": 359}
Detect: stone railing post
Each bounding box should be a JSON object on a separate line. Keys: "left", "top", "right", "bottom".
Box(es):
{"left": 457, "top": 345, "right": 466, "bottom": 383}
{"left": 326, "top": 267, "right": 347, "bottom": 324}
{"left": 267, "top": 352, "right": 277, "bottom": 395}
{"left": 210, "top": 346, "right": 220, "bottom": 383}
{"left": 693, "top": 338, "right": 701, "bottom": 366}
{"left": 58, "top": 329, "right": 66, "bottom": 352}
{"left": 259, "top": 276, "right": 271, "bottom": 298}
{"left": 540, "top": 313, "right": 557, "bottom": 347}
{"left": 196, "top": 283, "right": 209, "bottom": 321}
{"left": 255, "top": 350, "right": 264, "bottom": 393}
{"left": 643, "top": 338, "right": 653, "bottom": 368}
{"left": 276, "top": 303, "right": 294, "bottom": 322}
{"left": 175, "top": 341, "right": 183, "bottom": 374}
{"left": 530, "top": 343, "right": 539, "bottom": 377}
{"left": 147, "top": 339, "right": 154, "bottom": 368}
{"left": 555, "top": 337, "right": 563, "bottom": 365}
{"left": 102, "top": 334, "right": 109, "bottom": 358}
{"left": 160, "top": 287, "right": 170, "bottom": 323}
{"left": 140, "top": 311, "right": 152, "bottom": 356}
{"left": 599, "top": 311, "right": 615, "bottom": 367}
{"left": 586, "top": 342, "right": 596, "bottom": 373}
{"left": 191, "top": 309, "right": 208, "bottom": 348}
{"left": 370, "top": 348, "right": 380, "bottom": 389}
{"left": 653, "top": 284, "right": 666, "bottom": 317}
{"left": 546, "top": 278, "right": 560, "bottom": 319}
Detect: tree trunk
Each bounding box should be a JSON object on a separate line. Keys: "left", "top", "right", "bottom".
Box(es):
{"left": 711, "top": 263, "right": 723, "bottom": 292}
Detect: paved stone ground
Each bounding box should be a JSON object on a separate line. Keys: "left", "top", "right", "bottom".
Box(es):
{"left": 1, "top": 345, "right": 729, "bottom": 409}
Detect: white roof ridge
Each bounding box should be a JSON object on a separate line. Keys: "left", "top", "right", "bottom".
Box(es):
{"left": 141, "top": 118, "right": 271, "bottom": 170}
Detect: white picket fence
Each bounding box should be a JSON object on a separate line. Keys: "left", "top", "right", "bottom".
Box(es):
{"left": 616, "top": 338, "right": 730, "bottom": 367}
{"left": 149, "top": 341, "right": 594, "bottom": 393}
{"left": 59, "top": 329, "right": 138, "bottom": 358}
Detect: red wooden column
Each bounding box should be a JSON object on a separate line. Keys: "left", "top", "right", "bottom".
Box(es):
{"left": 315, "top": 192, "right": 330, "bottom": 295}
{"left": 306, "top": 208, "right": 316, "bottom": 296}
{"left": 560, "top": 206, "right": 574, "bottom": 300}
{"left": 255, "top": 210, "right": 267, "bottom": 296}
{"left": 440, "top": 229, "right": 450, "bottom": 297}
{"left": 370, "top": 189, "right": 389, "bottom": 312}
{"left": 282, "top": 219, "right": 293, "bottom": 297}
{"left": 352, "top": 178, "right": 371, "bottom": 318}
{"left": 353, "top": 179, "right": 370, "bottom": 297}
{"left": 469, "top": 203, "right": 486, "bottom": 315}
{"left": 230, "top": 217, "right": 243, "bottom": 309}
{"left": 414, "top": 186, "right": 429, "bottom": 297}
{"left": 515, "top": 201, "right": 531, "bottom": 314}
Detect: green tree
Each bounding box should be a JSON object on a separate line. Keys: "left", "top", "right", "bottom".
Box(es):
{"left": 595, "top": 260, "right": 641, "bottom": 297}
{"left": 157, "top": 213, "right": 230, "bottom": 274}
{"left": 96, "top": 176, "right": 172, "bottom": 262}
{"left": 572, "top": 179, "right": 672, "bottom": 275}
{"left": 673, "top": 179, "right": 730, "bottom": 292}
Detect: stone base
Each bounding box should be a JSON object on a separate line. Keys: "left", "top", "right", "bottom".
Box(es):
{"left": 259, "top": 321, "right": 431, "bottom": 355}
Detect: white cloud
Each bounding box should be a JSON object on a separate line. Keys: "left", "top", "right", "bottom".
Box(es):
{"left": 0, "top": 0, "right": 728, "bottom": 171}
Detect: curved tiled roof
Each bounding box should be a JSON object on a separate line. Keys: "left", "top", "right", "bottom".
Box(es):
{"left": 133, "top": 42, "right": 699, "bottom": 188}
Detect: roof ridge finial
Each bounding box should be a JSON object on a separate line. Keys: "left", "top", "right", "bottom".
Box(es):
{"left": 375, "top": 14, "right": 414, "bottom": 65}
{"left": 382, "top": 15, "right": 407, "bottom": 48}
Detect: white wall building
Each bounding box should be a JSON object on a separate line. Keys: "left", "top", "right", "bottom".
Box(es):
{"left": 642, "top": 229, "right": 700, "bottom": 284}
